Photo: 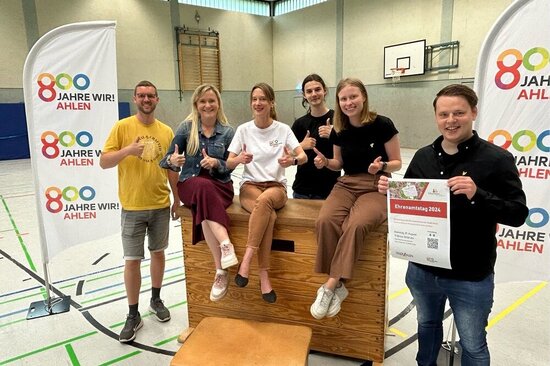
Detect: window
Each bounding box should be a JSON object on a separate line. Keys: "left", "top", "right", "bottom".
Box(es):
{"left": 176, "top": 27, "right": 221, "bottom": 91}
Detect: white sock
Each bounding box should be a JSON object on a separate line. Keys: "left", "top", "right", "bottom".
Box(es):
{"left": 220, "top": 239, "right": 231, "bottom": 246}
{"left": 216, "top": 269, "right": 227, "bottom": 275}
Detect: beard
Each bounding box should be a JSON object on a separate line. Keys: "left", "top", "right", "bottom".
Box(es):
{"left": 137, "top": 102, "right": 156, "bottom": 115}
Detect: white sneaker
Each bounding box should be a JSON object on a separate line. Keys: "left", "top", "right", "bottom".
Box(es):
{"left": 326, "top": 282, "right": 348, "bottom": 317}
{"left": 220, "top": 242, "right": 238, "bottom": 269}
{"left": 310, "top": 285, "right": 334, "bottom": 319}
{"left": 210, "top": 270, "right": 228, "bottom": 301}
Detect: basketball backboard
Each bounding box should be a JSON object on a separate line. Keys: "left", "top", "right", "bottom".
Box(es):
{"left": 384, "top": 39, "right": 426, "bottom": 79}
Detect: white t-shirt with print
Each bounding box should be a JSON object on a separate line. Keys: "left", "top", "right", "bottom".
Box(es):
{"left": 228, "top": 120, "right": 300, "bottom": 186}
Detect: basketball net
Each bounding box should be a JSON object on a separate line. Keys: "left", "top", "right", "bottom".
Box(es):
{"left": 390, "top": 68, "right": 405, "bottom": 84}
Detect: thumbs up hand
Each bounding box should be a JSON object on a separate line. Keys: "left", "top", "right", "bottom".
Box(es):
{"left": 237, "top": 143, "right": 253, "bottom": 165}
{"left": 169, "top": 143, "right": 186, "bottom": 167}
{"left": 313, "top": 147, "right": 328, "bottom": 169}
{"left": 278, "top": 145, "right": 295, "bottom": 167}
{"left": 301, "top": 130, "right": 316, "bottom": 150}
{"left": 128, "top": 136, "right": 145, "bottom": 156}
{"left": 368, "top": 156, "right": 383, "bottom": 175}
{"left": 200, "top": 148, "right": 218, "bottom": 170}
{"left": 318, "top": 118, "right": 333, "bottom": 139}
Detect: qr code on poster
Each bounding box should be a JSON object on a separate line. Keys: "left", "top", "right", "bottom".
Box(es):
{"left": 427, "top": 237, "right": 439, "bottom": 249}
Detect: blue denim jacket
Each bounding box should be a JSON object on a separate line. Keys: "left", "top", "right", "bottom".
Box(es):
{"left": 159, "top": 120, "right": 235, "bottom": 183}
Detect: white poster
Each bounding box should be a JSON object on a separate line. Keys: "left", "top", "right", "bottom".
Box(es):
{"left": 474, "top": 0, "right": 550, "bottom": 282}
{"left": 387, "top": 179, "right": 451, "bottom": 269}
{"left": 23, "top": 22, "right": 120, "bottom": 263}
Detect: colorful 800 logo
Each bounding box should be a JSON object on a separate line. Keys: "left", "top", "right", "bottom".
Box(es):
{"left": 495, "top": 47, "right": 549, "bottom": 89}
{"left": 37, "top": 73, "right": 90, "bottom": 102}
{"left": 488, "top": 129, "right": 550, "bottom": 153}
{"left": 45, "top": 186, "right": 96, "bottom": 213}
{"left": 41, "top": 130, "right": 93, "bottom": 159}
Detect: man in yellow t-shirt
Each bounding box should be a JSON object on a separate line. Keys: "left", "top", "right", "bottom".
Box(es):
{"left": 100, "top": 80, "right": 179, "bottom": 343}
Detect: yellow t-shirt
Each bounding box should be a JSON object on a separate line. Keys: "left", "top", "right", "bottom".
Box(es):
{"left": 102, "top": 115, "right": 174, "bottom": 210}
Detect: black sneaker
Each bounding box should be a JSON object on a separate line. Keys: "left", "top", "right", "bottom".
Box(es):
{"left": 149, "top": 298, "right": 171, "bottom": 322}
{"left": 119, "top": 313, "right": 143, "bottom": 343}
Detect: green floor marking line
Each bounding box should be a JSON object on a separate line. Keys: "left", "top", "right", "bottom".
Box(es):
{"left": 80, "top": 289, "right": 127, "bottom": 304}
{"left": 0, "top": 289, "right": 50, "bottom": 305}
{"left": 165, "top": 255, "right": 183, "bottom": 263}
{"left": 0, "top": 331, "right": 97, "bottom": 365}
{"left": 59, "top": 283, "right": 77, "bottom": 290}
{"left": 65, "top": 343, "right": 81, "bottom": 366}
{"left": 98, "top": 351, "right": 141, "bottom": 366}
{"left": 86, "top": 269, "right": 124, "bottom": 283}
{"left": 0, "top": 195, "right": 37, "bottom": 272}
{"left": 0, "top": 317, "right": 26, "bottom": 329}
{"left": 109, "top": 300, "right": 188, "bottom": 329}
{"left": 154, "top": 335, "right": 179, "bottom": 346}
{"left": 80, "top": 272, "right": 184, "bottom": 305}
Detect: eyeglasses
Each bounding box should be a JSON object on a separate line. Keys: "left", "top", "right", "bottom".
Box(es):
{"left": 136, "top": 93, "right": 157, "bottom": 99}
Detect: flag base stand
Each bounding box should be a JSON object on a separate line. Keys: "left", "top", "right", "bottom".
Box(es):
{"left": 27, "top": 295, "right": 71, "bottom": 320}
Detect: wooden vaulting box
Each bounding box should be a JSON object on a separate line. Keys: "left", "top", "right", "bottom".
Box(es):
{"left": 176, "top": 197, "right": 388, "bottom": 363}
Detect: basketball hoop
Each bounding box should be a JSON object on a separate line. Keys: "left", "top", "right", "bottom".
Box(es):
{"left": 390, "top": 68, "right": 406, "bottom": 84}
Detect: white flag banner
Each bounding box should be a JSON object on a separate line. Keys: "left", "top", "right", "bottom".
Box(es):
{"left": 474, "top": 0, "right": 550, "bottom": 282}
{"left": 23, "top": 21, "right": 120, "bottom": 263}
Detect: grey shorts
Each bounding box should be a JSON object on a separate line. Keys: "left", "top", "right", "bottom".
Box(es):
{"left": 121, "top": 207, "right": 170, "bottom": 260}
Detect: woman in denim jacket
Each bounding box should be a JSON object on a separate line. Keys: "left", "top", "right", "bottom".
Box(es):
{"left": 160, "top": 84, "right": 236, "bottom": 302}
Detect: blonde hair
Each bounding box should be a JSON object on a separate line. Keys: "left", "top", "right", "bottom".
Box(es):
{"left": 185, "top": 84, "right": 229, "bottom": 155}
{"left": 250, "top": 82, "right": 277, "bottom": 120}
{"left": 333, "top": 78, "right": 377, "bottom": 133}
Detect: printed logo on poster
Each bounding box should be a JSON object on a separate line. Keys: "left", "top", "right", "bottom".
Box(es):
{"left": 497, "top": 207, "right": 547, "bottom": 255}
{"left": 486, "top": 128, "right": 549, "bottom": 180}
{"left": 495, "top": 46, "right": 550, "bottom": 100}
{"left": 36, "top": 72, "right": 115, "bottom": 110}
{"left": 40, "top": 129, "right": 101, "bottom": 166}
{"left": 44, "top": 185, "right": 119, "bottom": 220}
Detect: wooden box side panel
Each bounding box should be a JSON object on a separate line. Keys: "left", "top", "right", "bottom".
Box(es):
{"left": 176, "top": 203, "right": 387, "bottom": 363}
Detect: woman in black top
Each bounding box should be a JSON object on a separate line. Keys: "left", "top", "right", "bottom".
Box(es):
{"left": 309, "top": 78, "right": 402, "bottom": 320}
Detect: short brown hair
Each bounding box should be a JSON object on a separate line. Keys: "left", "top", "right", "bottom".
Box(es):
{"left": 134, "top": 80, "right": 158, "bottom": 96}
{"left": 433, "top": 84, "right": 478, "bottom": 110}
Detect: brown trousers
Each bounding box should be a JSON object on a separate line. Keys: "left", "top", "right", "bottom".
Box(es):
{"left": 239, "top": 181, "right": 288, "bottom": 270}
{"left": 315, "top": 173, "right": 387, "bottom": 279}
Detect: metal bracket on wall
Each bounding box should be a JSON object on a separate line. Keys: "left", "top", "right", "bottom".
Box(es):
{"left": 425, "top": 41, "right": 460, "bottom": 72}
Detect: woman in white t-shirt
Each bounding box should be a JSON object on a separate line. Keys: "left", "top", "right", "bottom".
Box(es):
{"left": 227, "top": 82, "right": 307, "bottom": 303}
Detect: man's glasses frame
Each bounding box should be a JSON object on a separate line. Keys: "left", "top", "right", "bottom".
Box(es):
{"left": 135, "top": 93, "right": 158, "bottom": 99}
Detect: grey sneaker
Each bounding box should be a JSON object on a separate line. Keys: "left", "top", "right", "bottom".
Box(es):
{"left": 220, "top": 242, "right": 238, "bottom": 269}
{"left": 310, "top": 285, "right": 334, "bottom": 320}
{"left": 210, "top": 270, "right": 229, "bottom": 301}
{"left": 326, "top": 282, "right": 349, "bottom": 317}
{"left": 149, "top": 298, "right": 171, "bottom": 322}
{"left": 119, "top": 313, "right": 143, "bottom": 343}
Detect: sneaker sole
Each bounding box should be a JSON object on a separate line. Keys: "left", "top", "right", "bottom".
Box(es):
{"left": 119, "top": 319, "right": 143, "bottom": 343}
{"left": 310, "top": 304, "right": 327, "bottom": 320}
{"left": 148, "top": 306, "right": 171, "bottom": 322}
{"left": 326, "top": 304, "right": 341, "bottom": 318}
{"left": 220, "top": 255, "right": 238, "bottom": 269}
{"left": 210, "top": 286, "right": 228, "bottom": 302}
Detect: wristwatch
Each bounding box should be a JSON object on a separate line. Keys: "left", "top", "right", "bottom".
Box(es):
{"left": 293, "top": 158, "right": 298, "bottom": 166}
{"left": 380, "top": 161, "right": 387, "bottom": 172}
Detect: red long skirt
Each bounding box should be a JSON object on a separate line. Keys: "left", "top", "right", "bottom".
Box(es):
{"left": 177, "top": 170, "right": 234, "bottom": 244}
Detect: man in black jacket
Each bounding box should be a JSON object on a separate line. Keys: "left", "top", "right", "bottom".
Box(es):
{"left": 379, "top": 84, "right": 528, "bottom": 366}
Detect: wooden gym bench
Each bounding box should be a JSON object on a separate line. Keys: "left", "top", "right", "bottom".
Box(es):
{"left": 175, "top": 197, "right": 388, "bottom": 364}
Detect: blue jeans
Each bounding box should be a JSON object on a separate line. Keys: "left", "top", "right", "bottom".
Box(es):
{"left": 406, "top": 262, "right": 494, "bottom": 366}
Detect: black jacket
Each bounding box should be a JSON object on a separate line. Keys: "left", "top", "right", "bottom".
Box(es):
{"left": 405, "top": 131, "right": 528, "bottom": 280}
